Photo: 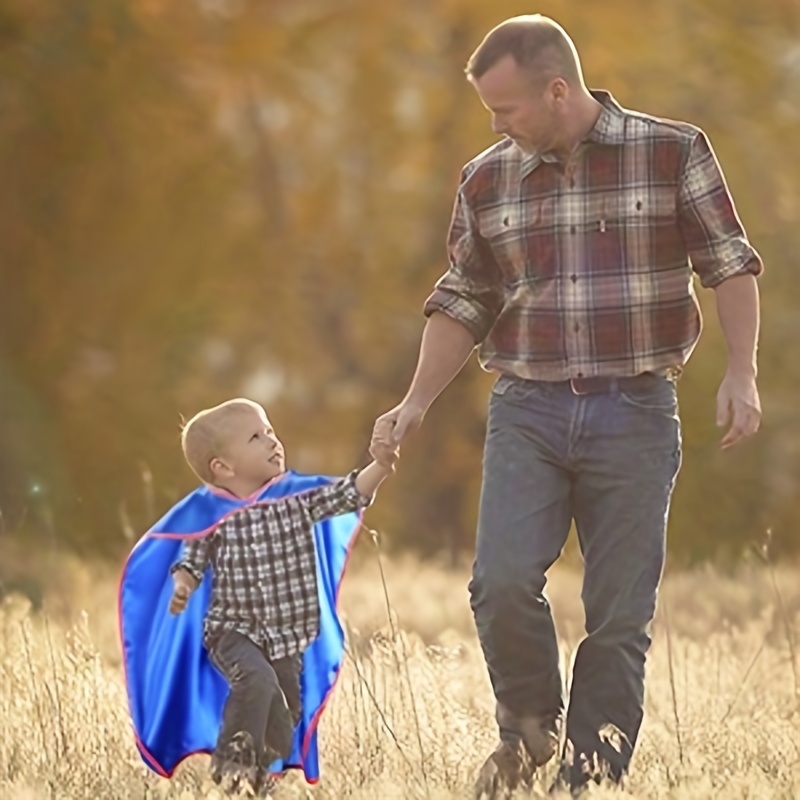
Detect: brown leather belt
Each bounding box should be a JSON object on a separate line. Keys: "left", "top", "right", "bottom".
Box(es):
{"left": 567, "top": 374, "right": 664, "bottom": 395}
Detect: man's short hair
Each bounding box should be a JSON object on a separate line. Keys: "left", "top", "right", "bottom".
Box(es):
{"left": 466, "top": 15, "right": 582, "bottom": 86}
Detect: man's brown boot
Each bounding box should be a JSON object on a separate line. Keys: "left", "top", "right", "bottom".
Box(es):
{"left": 517, "top": 714, "right": 559, "bottom": 767}
{"left": 496, "top": 702, "right": 559, "bottom": 767}
{"left": 474, "top": 706, "right": 560, "bottom": 799}
{"left": 474, "top": 739, "right": 535, "bottom": 800}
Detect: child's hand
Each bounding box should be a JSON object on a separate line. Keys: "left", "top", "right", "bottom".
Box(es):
{"left": 375, "top": 444, "right": 400, "bottom": 475}
{"left": 385, "top": 445, "right": 400, "bottom": 472}
{"left": 169, "top": 586, "right": 191, "bottom": 615}
{"left": 169, "top": 568, "right": 197, "bottom": 615}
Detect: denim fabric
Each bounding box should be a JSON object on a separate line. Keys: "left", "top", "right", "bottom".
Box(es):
{"left": 208, "top": 630, "right": 301, "bottom": 770}
{"left": 469, "top": 374, "right": 681, "bottom": 786}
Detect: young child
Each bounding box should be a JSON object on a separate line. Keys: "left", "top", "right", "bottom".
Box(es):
{"left": 119, "top": 398, "right": 396, "bottom": 798}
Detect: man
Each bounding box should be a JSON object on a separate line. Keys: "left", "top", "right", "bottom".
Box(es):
{"left": 370, "top": 14, "right": 763, "bottom": 798}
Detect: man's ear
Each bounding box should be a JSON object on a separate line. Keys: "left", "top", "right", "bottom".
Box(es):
{"left": 209, "top": 457, "right": 233, "bottom": 479}
{"left": 550, "top": 77, "right": 569, "bottom": 103}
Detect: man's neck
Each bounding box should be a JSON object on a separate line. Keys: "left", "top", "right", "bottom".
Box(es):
{"left": 552, "top": 94, "right": 604, "bottom": 162}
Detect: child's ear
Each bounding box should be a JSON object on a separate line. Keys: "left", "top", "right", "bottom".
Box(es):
{"left": 209, "top": 457, "right": 233, "bottom": 479}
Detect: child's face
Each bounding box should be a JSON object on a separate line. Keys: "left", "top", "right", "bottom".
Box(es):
{"left": 213, "top": 407, "right": 286, "bottom": 487}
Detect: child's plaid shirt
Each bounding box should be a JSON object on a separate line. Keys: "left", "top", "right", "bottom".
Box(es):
{"left": 172, "top": 472, "right": 369, "bottom": 659}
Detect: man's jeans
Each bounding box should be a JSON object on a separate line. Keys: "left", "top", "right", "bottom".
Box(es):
{"left": 469, "top": 374, "right": 681, "bottom": 785}
{"left": 208, "top": 630, "right": 302, "bottom": 773}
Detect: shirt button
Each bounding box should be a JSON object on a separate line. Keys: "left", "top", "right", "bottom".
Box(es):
{"left": 570, "top": 274, "right": 578, "bottom": 283}
{"left": 574, "top": 323, "right": 580, "bottom": 332}
{"left": 570, "top": 225, "right": 576, "bottom": 234}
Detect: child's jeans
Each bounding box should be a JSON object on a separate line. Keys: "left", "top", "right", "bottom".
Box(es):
{"left": 207, "top": 630, "right": 302, "bottom": 774}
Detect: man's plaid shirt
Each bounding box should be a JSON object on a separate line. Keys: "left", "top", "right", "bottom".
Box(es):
{"left": 173, "top": 472, "right": 369, "bottom": 660}
{"left": 425, "top": 91, "right": 763, "bottom": 380}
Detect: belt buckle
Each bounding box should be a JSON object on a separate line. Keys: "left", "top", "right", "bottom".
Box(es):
{"left": 569, "top": 377, "right": 588, "bottom": 395}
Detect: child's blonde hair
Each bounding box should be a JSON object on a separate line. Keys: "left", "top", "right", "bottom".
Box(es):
{"left": 181, "top": 398, "right": 266, "bottom": 484}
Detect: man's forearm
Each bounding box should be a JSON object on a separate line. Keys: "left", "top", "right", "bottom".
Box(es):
{"left": 404, "top": 311, "right": 477, "bottom": 411}
{"left": 714, "top": 273, "right": 760, "bottom": 375}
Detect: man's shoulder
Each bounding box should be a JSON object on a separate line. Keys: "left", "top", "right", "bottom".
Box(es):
{"left": 617, "top": 102, "right": 703, "bottom": 146}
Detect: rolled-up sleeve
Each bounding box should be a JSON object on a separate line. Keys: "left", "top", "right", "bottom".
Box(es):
{"left": 678, "top": 130, "right": 763, "bottom": 289}
{"left": 423, "top": 173, "right": 505, "bottom": 343}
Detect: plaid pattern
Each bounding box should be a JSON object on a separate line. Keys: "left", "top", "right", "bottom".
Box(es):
{"left": 424, "top": 91, "right": 763, "bottom": 381}
{"left": 173, "top": 472, "right": 369, "bottom": 659}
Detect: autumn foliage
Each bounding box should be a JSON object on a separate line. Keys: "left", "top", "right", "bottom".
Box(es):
{"left": 0, "top": 0, "right": 798, "bottom": 562}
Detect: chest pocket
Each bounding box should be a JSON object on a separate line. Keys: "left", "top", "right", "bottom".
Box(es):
{"left": 476, "top": 198, "right": 557, "bottom": 286}
{"left": 583, "top": 188, "right": 678, "bottom": 275}
{"left": 586, "top": 188, "right": 676, "bottom": 224}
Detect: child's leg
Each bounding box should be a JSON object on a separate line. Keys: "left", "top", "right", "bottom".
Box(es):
{"left": 208, "top": 631, "right": 286, "bottom": 776}
{"left": 272, "top": 654, "right": 302, "bottom": 723}
{"left": 263, "top": 654, "right": 302, "bottom": 762}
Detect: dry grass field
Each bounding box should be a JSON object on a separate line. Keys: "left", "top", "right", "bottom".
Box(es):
{"left": 1, "top": 545, "right": 799, "bottom": 799}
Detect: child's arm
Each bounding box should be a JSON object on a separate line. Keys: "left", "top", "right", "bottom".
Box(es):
{"left": 168, "top": 535, "right": 213, "bottom": 614}
{"left": 299, "top": 456, "right": 397, "bottom": 525}
{"left": 355, "top": 460, "right": 394, "bottom": 498}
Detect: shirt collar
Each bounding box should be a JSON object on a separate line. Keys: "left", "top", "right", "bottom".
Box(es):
{"left": 515, "top": 89, "right": 626, "bottom": 176}
{"left": 585, "top": 89, "right": 626, "bottom": 145}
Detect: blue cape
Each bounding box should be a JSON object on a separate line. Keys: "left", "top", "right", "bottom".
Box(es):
{"left": 118, "top": 471, "right": 361, "bottom": 781}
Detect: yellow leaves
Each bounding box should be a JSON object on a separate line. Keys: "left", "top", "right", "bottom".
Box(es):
{"left": 0, "top": 0, "right": 796, "bottom": 559}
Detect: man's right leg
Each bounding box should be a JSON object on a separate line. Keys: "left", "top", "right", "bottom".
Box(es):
{"left": 469, "top": 378, "right": 574, "bottom": 796}
{"left": 208, "top": 631, "right": 287, "bottom": 783}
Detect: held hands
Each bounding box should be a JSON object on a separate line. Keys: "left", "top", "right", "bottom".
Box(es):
{"left": 370, "top": 401, "right": 426, "bottom": 467}
{"left": 169, "top": 569, "right": 198, "bottom": 615}
{"left": 717, "top": 367, "right": 762, "bottom": 450}
{"left": 380, "top": 443, "right": 401, "bottom": 473}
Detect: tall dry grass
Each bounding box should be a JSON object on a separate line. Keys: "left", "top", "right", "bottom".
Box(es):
{"left": 1, "top": 549, "right": 799, "bottom": 799}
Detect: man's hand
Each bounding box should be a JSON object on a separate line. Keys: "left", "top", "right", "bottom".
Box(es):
{"left": 717, "top": 368, "right": 762, "bottom": 450}
{"left": 370, "top": 401, "right": 426, "bottom": 466}
{"left": 169, "top": 569, "right": 198, "bottom": 615}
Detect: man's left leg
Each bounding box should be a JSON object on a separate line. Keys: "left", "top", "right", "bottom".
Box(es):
{"left": 562, "top": 379, "right": 682, "bottom": 790}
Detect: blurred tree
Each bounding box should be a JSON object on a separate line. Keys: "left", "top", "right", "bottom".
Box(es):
{"left": 0, "top": 0, "right": 797, "bottom": 562}
{"left": 0, "top": 0, "right": 267, "bottom": 551}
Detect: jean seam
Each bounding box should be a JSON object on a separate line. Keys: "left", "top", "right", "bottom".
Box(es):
{"left": 617, "top": 388, "right": 677, "bottom": 412}
{"left": 498, "top": 382, "right": 546, "bottom": 405}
